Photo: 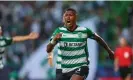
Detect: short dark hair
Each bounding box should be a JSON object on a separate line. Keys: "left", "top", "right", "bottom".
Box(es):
{"left": 64, "top": 8, "right": 77, "bottom": 14}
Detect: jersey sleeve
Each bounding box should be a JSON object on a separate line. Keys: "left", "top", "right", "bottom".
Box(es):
{"left": 86, "top": 27, "right": 95, "bottom": 39}
{"left": 4, "top": 37, "right": 13, "bottom": 46}
{"left": 50, "top": 28, "right": 60, "bottom": 41}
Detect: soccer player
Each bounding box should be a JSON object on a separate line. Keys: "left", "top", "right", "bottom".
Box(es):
{"left": 46, "top": 8, "right": 114, "bottom": 80}
{"left": 114, "top": 37, "right": 132, "bottom": 80}
{"left": 0, "top": 26, "right": 39, "bottom": 69}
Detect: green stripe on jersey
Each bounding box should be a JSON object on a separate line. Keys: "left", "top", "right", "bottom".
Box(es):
{"left": 62, "top": 53, "right": 86, "bottom": 59}
{"left": 62, "top": 62, "right": 88, "bottom": 68}
{"left": 58, "top": 54, "right": 62, "bottom": 57}
{"left": 61, "top": 38, "right": 87, "bottom": 42}
{"left": 57, "top": 61, "right": 61, "bottom": 64}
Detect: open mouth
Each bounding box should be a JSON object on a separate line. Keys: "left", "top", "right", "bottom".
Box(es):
{"left": 67, "top": 20, "right": 71, "bottom": 24}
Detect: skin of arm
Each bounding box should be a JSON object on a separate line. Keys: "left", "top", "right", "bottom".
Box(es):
{"left": 46, "top": 33, "right": 62, "bottom": 53}
{"left": 46, "top": 33, "right": 62, "bottom": 67}
{"left": 93, "top": 33, "right": 114, "bottom": 60}
{"left": 114, "top": 58, "right": 119, "bottom": 72}
{"left": 12, "top": 32, "right": 39, "bottom": 43}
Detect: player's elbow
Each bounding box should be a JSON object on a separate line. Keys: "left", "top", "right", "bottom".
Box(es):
{"left": 46, "top": 45, "right": 50, "bottom": 53}
{"left": 46, "top": 44, "right": 53, "bottom": 53}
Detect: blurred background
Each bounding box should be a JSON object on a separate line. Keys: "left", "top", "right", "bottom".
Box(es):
{"left": 0, "top": 1, "right": 132, "bottom": 80}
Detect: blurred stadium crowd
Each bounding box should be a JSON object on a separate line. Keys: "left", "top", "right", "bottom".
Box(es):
{"left": 0, "top": 1, "right": 132, "bottom": 80}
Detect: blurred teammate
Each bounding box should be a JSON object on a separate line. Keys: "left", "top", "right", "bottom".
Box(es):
{"left": 114, "top": 37, "right": 132, "bottom": 80}
{"left": 47, "top": 8, "right": 114, "bottom": 80}
{"left": 0, "top": 26, "right": 39, "bottom": 69}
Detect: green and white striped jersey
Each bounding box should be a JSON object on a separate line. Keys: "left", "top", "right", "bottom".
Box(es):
{"left": 51, "top": 26, "right": 94, "bottom": 73}
{"left": 0, "top": 36, "right": 12, "bottom": 54}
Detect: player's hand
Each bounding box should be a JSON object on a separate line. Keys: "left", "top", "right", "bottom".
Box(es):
{"left": 53, "top": 33, "right": 62, "bottom": 41}
{"left": 109, "top": 51, "right": 114, "bottom": 60}
{"left": 28, "top": 32, "right": 39, "bottom": 40}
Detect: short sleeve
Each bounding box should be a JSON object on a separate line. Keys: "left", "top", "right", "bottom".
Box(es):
{"left": 86, "top": 28, "right": 95, "bottom": 39}
{"left": 4, "top": 37, "right": 13, "bottom": 46}
{"left": 50, "top": 28, "right": 60, "bottom": 41}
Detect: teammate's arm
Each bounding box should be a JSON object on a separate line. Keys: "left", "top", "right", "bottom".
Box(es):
{"left": 93, "top": 33, "right": 114, "bottom": 60}
{"left": 12, "top": 32, "right": 39, "bottom": 42}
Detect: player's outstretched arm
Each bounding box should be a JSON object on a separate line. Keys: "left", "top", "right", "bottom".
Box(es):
{"left": 93, "top": 33, "right": 114, "bottom": 60}
{"left": 12, "top": 32, "right": 39, "bottom": 42}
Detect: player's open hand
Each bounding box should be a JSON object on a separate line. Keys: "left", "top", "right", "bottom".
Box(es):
{"left": 53, "top": 33, "right": 62, "bottom": 41}
{"left": 28, "top": 32, "right": 39, "bottom": 40}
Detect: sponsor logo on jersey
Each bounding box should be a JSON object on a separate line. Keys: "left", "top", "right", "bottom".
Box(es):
{"left": 60, "top": 42, "right": 86, "bottom": 47}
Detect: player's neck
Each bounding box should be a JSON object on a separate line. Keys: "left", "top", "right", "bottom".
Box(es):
{"left": 120, "top": 44, "right": 127, "bottom": 48}
{"left": 67, "top": 24, "right": 77, "bottom": 32}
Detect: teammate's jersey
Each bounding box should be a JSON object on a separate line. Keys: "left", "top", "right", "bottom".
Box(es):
{"left": 0, "top": 36, "right": 12, "bottom": 54}
{"left": 51, "top": 26, "right": 94, "bottom": 73}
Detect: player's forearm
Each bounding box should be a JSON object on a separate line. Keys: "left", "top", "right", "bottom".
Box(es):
{"left": 114, "top": 58, "right": 118, "bottom": 67}
{"left": 13, "top": 36, "right": 29, "bottom": 42}
{"left": 47, "top": 35, "right": 60, "bottom": 53}
{"left": 94, "top": 33, "right": 114, "bottom": 59}
{"left": 46, "top": 43, "right": 55, "bottom": 53}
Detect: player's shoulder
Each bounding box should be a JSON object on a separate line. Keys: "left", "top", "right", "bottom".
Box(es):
{"left": 58, "top": 26, "right": 67, "bottom": 31}
{"left": 126, "top": 46, "right": 132, "bottom": 50}
{"left": 115, "top": 46, "right": 121, "bottom": 50}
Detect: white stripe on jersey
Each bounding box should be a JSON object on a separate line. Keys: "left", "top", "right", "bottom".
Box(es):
{"left": 60, "top": 49, "right": 85, "bottom": 56}
{"left": 62, "top": 57, "right": 87, "bottom": 65}
{"left": 62, "top": 33, "right": 87, "bottom": 38}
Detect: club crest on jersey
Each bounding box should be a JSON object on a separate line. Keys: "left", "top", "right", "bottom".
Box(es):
{"left": 78, "top": 32, "right": 82, "bottom": 38}
{"left": 124, "top": 52, "right": 129, "bottom": 58}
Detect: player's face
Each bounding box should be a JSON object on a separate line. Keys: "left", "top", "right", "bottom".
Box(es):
{"left": 63, "top": 11, "right": 76, "bottom": 28}
{"left": 119, "top": 38, "right": 127, "bottom": 47}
